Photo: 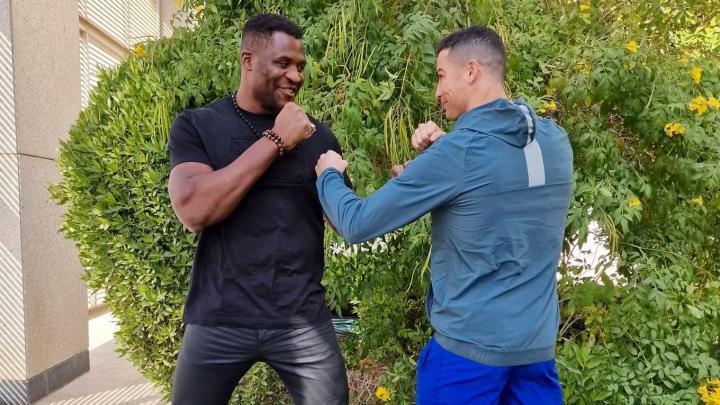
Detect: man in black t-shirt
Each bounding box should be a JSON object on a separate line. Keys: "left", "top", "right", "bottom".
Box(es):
{"left": 168, "top": 14, "right": 349, "bottom": 404}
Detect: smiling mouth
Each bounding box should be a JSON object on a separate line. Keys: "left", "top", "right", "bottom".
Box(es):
{"left": 279, "top": 88, "right": 297, "bottom": 98}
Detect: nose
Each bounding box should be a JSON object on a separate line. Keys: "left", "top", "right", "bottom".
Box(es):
{"left": 287, "top": 67, "right": 303, "bottom": 86}
{"left": 434, "top": 84, "right": 442, "bottom": 102}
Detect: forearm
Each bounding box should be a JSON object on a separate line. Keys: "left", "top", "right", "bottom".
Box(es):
{"left": 175, "top": 138, "right": 278, "bottom": 231}
{"left": 317, "top": 169, "right": 424, "bottom": 244}
{"left": 316, "top": 170, "right": 371, "bottom": 243}
{"left": 316, "top": 144, "right": 463, "bottom": 244}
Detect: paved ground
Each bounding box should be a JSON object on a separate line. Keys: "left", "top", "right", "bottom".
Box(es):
{"left": 33, "top": 312, "right": 167, "bottom": 405}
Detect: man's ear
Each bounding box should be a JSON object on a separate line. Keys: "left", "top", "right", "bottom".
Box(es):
{"left": 240, "top": 49, "right": 253, "bottom": 71}
{"left": 466, "top": 59, "right": 482, "bottom": 85}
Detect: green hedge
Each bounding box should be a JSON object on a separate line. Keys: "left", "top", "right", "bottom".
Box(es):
{"left": 52, "top": 1, "right": 720, "bottom": 403}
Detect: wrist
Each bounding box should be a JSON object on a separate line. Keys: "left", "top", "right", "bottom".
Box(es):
{"left": 262, "top": 129, "right": 287, "bottom": 156}
{"left": 270, "top": 126, "right": 296, "bottom": 149}
{"left": 320, "top": 167, "right": 341, "bottom": 177}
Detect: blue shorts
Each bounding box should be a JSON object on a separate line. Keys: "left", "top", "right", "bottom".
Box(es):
{"left": 416, "top": 337, "right": 563, "bottom": 405}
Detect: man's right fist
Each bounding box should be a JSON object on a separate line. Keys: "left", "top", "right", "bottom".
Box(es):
{"left": 390, "top": 160, "right": 412, "bottom": 178}
{"left": 272, "top": 102, "right": 315, "bottom": 149}
{"left": 412, "top": 121, "right": 446, "bottom": 152}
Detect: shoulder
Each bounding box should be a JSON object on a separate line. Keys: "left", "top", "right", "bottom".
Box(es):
{"left": 174, "top": 97, "right": 230, "bottom": 126}
{"left": 535, "top": 118, "right": 571, "bottom": 150}
{"left": 536, "top": 117, "right": 567, "bottom": 137}
{"left": 535, "top": 118, "right": 573, "bottom": 160}
{"left": 434, "top": 128, "right": 476, "bottom": 152}
{"left": 307, "top": 114, "right": 340, "bottom": 147}
{"left": 171, "top": 97, "right": 233, "bottom": 138}
{"left": 413, "top": 131, "right": 471, "bottom": 171}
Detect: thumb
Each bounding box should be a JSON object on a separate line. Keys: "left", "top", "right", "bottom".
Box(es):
{"left": 429, "top": 129, "right": 445, "bottom": 142}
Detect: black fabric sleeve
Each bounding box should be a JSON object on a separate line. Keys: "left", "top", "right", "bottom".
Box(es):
{"left": 169, "top": 112, "right": 214, "bottom": 169}
{"left": 329, "top": 133, "right": 353, "bottom": 189}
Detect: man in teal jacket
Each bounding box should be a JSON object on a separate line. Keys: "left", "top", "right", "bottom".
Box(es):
{"left": 315, "top": 26, "right": 572, "bottom": 404}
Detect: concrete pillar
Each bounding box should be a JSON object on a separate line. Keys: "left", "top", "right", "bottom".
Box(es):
{"left": 0, "top": 0, "right": 89, "bottom": 403}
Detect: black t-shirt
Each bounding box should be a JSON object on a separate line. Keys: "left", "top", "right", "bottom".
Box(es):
{"left": 169, "top": 96, "right": 345, "bottom": 328}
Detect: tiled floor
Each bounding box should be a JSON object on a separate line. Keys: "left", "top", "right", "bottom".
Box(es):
{"left": 33, "top": 312, "right": 167, "bottom": 405}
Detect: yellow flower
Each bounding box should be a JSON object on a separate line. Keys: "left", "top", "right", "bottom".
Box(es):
{"left": 680, "top": 57, "right": 689, "bottom": 66}
{"left": 133, "top": 44, "right": 146, "bottom": 58}
{"left": 698, "top": 379, "right": 720, "bottom": 405}
{"left": 375, "top": 386, "right": 390, "bottom": 402}
{"left": 664, "top": 122, "right": 685, "bottom": 138}
{"left": 580, "top": 3, "right": 590, "bottom": 12}
{"left": 708, "top": 97, "right": 720, "bottom": 110}
{"left": 195, "top": 4, "right": 204, "bottom": 13}
{"left": 576, "top": 59, "right": 591, "bottom": 74}
{"left": 688, "top": 96, "right": 708, "bottom": 116}
{"left": 692, "top": 195, "right": 703, "bottom": 206}
{"left": 691, "top": 67, "right": 703, "bottom": 84}
{"left": 175, "top": 0, "right": 183, "bottom": 8}
{"left": 628, "top": 198, "right": 641, "bottom": 208}
{"left": 539, "top": 100, "right": 558, "bottom": 114}
{"left": 625, "top": 40, "right": 638, "bottom": 54}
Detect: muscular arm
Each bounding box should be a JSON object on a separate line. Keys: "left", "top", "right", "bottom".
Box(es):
{"left": 168, "top": 102, "right": 314, "bottom": 233}
{"left": 168, "top": 137, "right": 279, "bottom": 233}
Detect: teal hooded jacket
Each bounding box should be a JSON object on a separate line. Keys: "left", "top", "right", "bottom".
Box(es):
{"left": 316, "top": 98, "right": 573, "bottom": 366}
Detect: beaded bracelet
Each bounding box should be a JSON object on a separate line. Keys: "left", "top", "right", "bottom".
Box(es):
{"left": 262, "top": 129, "right": 287, "bottom": 156}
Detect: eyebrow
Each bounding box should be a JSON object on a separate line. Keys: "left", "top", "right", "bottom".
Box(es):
{"left": 274, "top": 55, "right": 305, "bottom": 63}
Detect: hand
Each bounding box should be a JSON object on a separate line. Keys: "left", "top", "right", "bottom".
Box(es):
{"left": 315, "top": 150, "right": 348, "bottom": 176}
{"left": 411, "top": 121, "right": 445, "bottom": 152}
{"left": 390, "top": 160, "right": 412, "bottom": 177}
{"left": 272, "top": 102, "right": 316, "bottom": 149}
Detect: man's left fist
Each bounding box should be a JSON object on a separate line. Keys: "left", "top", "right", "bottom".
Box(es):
{"left": 315, "top": 150, "right": 348, "bottom": 176}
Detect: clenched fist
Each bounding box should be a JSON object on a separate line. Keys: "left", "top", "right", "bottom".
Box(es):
{"left": 315, "top": 150, "right": 348, "bottom": 176}
{"left": 390, "top": 160, "right": 412, "bottom": 177}
{"left": 272, "top": 102, "right": 316, "bottom": 149}
{"left": 412, "top": 121, "right": 446, "bottom": 152}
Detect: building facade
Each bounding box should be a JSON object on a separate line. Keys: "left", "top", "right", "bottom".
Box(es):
{"left": 0, "top": 1, "right": 175, "bottom": 403}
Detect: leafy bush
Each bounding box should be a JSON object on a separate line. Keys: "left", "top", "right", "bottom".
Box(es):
{"left": 52, "top": 0, "right": 720, "bottom": 403}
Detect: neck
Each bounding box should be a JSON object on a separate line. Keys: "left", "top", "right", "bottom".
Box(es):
{"left": 235, "top": 81, "right": 269, "bottom": 114}
{"left": 464, "top": 82, "right": 507, "bottom": 113}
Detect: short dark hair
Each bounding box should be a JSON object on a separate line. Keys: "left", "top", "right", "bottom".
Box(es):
{"left": 437, "top": 26, "right": 507, "bottom": 79}
{"left": 241, "top": 13, "right": 303, "bottom": 49}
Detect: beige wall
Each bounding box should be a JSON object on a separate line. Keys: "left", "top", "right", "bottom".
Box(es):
{"left": 20, "top": 157, "right": 87, "bottom": 377}
{"left": 0, "top": 155, "right": 24, "bottom": 383}
{"left": 2, "top": 0, "right": 178, "bottom": 401}
{"left": 0, "top": 0, "right": 28, "bottom": 393}
{"left": 9, "top": 0, "right": 87, "bottom": 379}
{"left": 12, "top": 0, "right": 81, "bottom": 160}
{"left": 159, "top": 0, "right": 178, "bottom": 36}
